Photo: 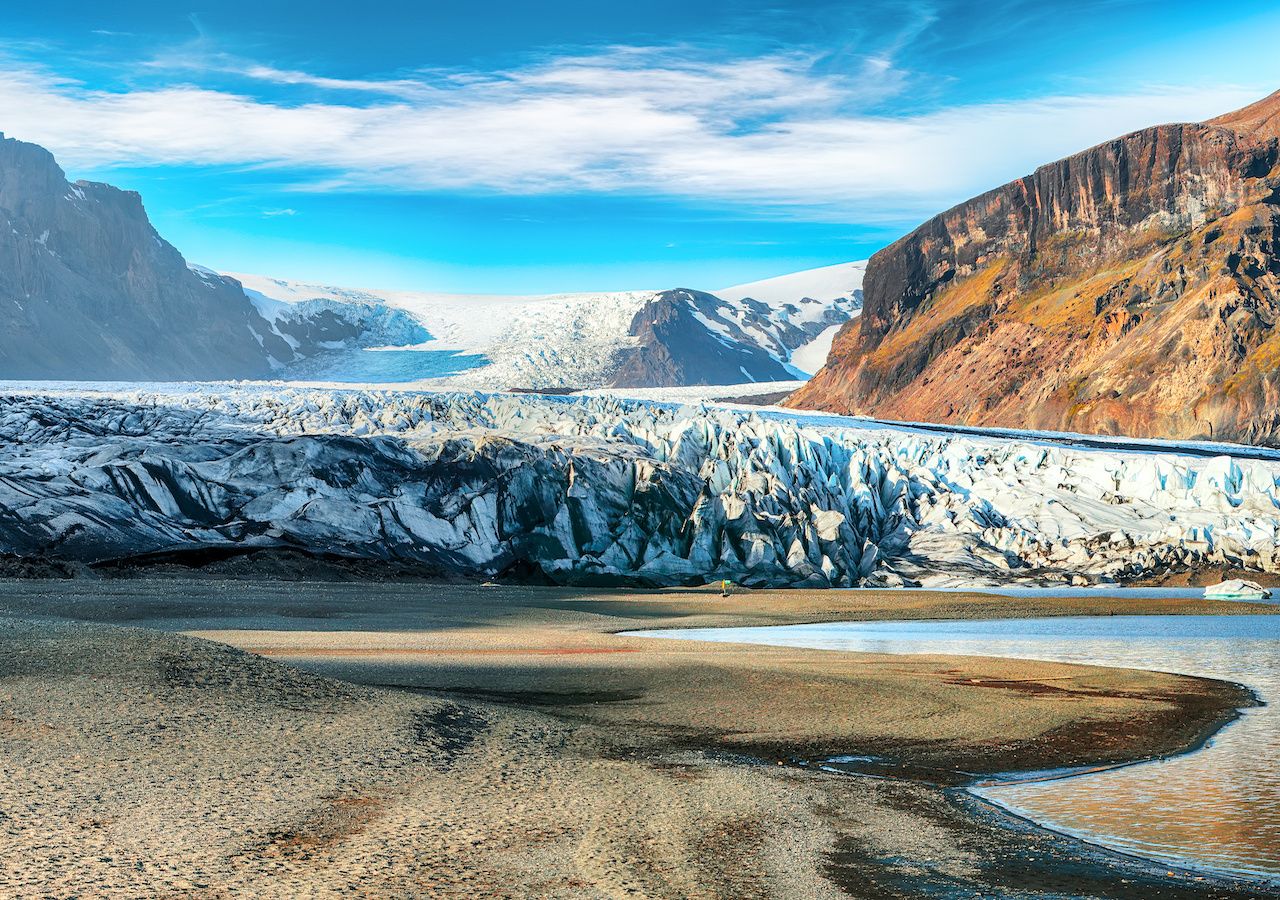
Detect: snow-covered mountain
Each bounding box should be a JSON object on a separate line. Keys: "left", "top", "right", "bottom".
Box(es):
{"left": 233, "top": 274, "right": 656, "bottom": 387}
{"left": 229, "top": 261, "right": 865, "bottom": 389}
{"left": 717, "top": 260, "right": 866, "bottom": 376}
{"left": 3, "top": 384, "right": 1276, "bottom": 588}
{"left": 716, "top": 259, "right": 866, "bottom": 306}
{"left": 0, "top": 128, "right": 864, "bottom": 387}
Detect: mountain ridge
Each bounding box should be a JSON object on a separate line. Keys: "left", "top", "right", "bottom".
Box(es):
{"left": 0, "top": 134, "right": 296, "bottom": 379}
{"left": 787, "top": 90, "right": 1280, "bottom": 446}
{"left": 0, "top": 130, "right": 863, "bottom": 386}
{"left": 232, "top": 263, "right": 865, "bottom": 389}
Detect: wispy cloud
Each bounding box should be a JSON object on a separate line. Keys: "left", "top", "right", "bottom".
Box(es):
{"left": 142, "top": 49, "right": 434, "bottom": 98}
{"left": 0, "top": 46, "right": 1265, "bottom": 220}
{"left": 240, "top": 64, "right": 428, "bottom": 96}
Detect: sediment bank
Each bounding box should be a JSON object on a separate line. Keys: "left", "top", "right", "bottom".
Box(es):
{"left": 0, "top": 580, "right": 1274, "bottom": 898}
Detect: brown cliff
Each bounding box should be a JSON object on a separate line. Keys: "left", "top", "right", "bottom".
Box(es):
{"left": 788, "top": 90, "right": 1280, "bottom": 446}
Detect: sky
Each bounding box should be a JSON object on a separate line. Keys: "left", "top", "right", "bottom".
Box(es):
{"left": 2, "top": 1, "right": 1280, "bottom": 293}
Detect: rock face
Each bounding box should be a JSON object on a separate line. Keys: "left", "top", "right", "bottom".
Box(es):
{"left": 789, "top": 90, "right": 1280, "bottom": 446}
{"left": 611, "top": 289, "right": 799, "bottom": 387}
{"left": 4, "top": 385, "right": 1280, "bottom": 587}
{"left": 0, "top": 134, "right": 296, "bottom": 380}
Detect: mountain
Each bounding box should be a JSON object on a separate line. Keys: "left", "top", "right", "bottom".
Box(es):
{"left": 0, "top": 134, "right": 293, "bottom": 380}
{"left": 233, "top": 263, "right": 864, "bottom": 389}
{"left": 0, "top": 130, "right": 862, "bottom": 386}
{"left": 716, "top": 259, "right": 866, "bottom": 307}
{"left": 788, "top": 90, "right": 1280, "bottom": 446}
{"left": 716, "top": 260, "right": 866, "bottom": 376}
{"left": 612, "top": 289, "right": 797, "bottom": 386}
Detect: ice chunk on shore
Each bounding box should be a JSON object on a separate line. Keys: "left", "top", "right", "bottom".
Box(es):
{"left": 1204, "top": 579, "right": 1270, "bottom": 600}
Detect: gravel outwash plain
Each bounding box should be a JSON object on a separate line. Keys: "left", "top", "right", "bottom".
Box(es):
{"left": 0, "top": 580, "right": 1276, "bottom": 898}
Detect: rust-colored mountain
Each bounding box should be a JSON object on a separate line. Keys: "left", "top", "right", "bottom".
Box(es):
{"left": 787, "top": 90, "right": 1280, "bottom": 445}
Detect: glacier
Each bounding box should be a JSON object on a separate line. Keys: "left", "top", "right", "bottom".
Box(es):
{"left": 229, "top": 262, "right": 865, "bottom": 389}
{"left": 1, "top": 384, "right": 1278, "bottom": 587}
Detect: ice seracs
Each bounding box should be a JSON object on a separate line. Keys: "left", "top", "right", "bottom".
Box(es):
{"left": 3, "top": 384, "right": 1280, "bottom": 588}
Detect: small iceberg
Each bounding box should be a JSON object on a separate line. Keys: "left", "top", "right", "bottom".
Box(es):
{"left": 1204, "top": 579, "right": 1270, "bottom": 600}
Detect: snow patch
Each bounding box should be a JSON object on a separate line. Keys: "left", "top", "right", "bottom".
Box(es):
{"left": 789, "top": 323, "right": 845, "bottom": 376}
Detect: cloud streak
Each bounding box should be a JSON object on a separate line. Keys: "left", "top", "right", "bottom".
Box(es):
{"left": 0, "top": 47, "right": 1266, "bottom": 220}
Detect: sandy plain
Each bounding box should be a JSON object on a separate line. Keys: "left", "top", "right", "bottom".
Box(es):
{"left": 0, "top": 579, "right": 1276, "bottom": 899}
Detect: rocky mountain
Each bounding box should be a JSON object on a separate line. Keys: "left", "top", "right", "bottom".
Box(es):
{"left": 612, "top": 289, "right": 806, "bottom": 387}
{"left": 0, "top": 134, "right": 295, "bottom": 380}
{"left": 241, "top": 280, "right": 433, "bottom": 368}
{"left": 716, "top": 260, "right": 866, "bottom": 376}
{"left": 4, "top": 385, "right": 1279, "bottom": 587}
{"left": 234, "top": 264, "right": 864, "bottom": 389}
{"left": 0, "top": 129, "right": 861, "bottom": 386}
{"left": 788, "top": 90, "right": 1280, "bottom": 446}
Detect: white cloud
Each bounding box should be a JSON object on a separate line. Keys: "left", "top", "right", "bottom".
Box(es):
{"left": 0, "top": 47, "right": 1267, "bottom": 220}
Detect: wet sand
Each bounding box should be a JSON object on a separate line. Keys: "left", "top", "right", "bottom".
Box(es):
{"left": 0, "top": 580, "right": 1277, "bottom": 898}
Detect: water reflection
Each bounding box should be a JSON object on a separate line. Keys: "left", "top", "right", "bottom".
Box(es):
{"left": 632, "top": 615, "right": 1280, "bottom": 880}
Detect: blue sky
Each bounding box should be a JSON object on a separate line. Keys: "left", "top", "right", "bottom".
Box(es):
{"left": 3, "top": 1, "right": 1280, "bottom": 292}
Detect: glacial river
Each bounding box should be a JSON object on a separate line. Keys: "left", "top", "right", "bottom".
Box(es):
{"left": 631, "top": 614, "right": 1280, "bottom": 881}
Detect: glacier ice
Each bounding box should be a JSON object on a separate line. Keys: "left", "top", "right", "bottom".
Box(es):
{"left": 1, "top": 384, "right": 1279, "bottom": 587}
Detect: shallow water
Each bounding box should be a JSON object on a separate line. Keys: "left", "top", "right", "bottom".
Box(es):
{"left": 919, "top": 585, "right": 1279, "bottom": 601}
{"left": 850, "top": 585, "right": 1280, "bottom": 601}
{"left": 631, "top": 614, "right": 1280, "bottom": 881}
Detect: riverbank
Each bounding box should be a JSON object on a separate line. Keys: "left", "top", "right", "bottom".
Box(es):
{"left": 0, "top": 580, "right": 1276, "bottom": 898}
